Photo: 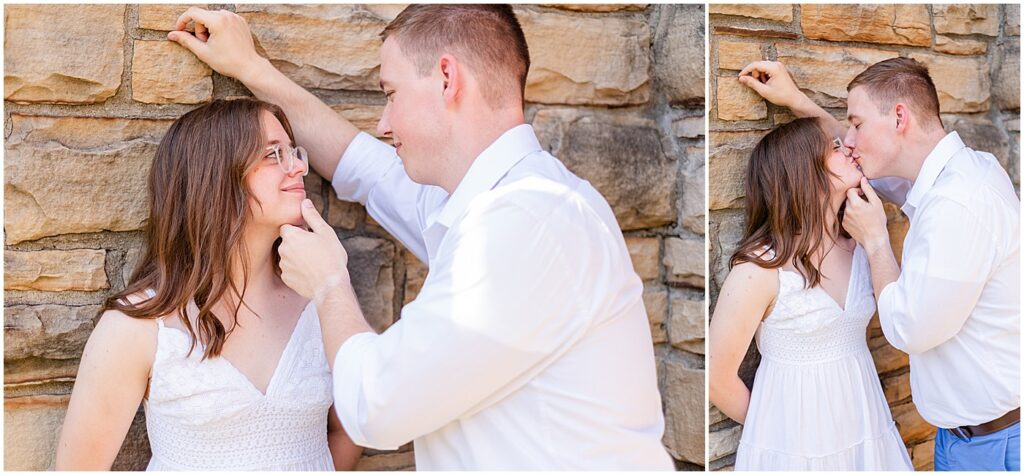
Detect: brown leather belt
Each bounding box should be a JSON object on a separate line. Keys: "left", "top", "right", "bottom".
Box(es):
{"left": 949, "top": 408, "right": 1020, "bottom": 440}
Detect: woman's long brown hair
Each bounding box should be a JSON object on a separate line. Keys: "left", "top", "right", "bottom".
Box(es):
{"left": 103, "top": 99, "right": 296, "bottom": 359}
{"left": 730, "top": 117, "right": 846, "bottom": 288}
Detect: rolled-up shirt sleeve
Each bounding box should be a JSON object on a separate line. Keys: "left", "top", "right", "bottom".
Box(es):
{"left": 331, "top": 131, "right": 435, "bottom": 262}
{"left": 331, "top": 196, "right": 591, "bottom": 449}
{"left": 877, "top": 196, "right": 998, "bottom": 354}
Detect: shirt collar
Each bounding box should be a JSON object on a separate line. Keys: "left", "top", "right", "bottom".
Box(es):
{"left": 903, "top": 131, "right": 965, "bottom": 211}
{"left": 429, "top": 124, "right": 542, "bottom": 229}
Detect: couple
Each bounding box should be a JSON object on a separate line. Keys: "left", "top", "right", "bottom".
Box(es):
{"left": 710, "top": 58, "right": 1020, "bottom": 470}
{"left": 55, "top": 4, "right": 674, "bottom": 471}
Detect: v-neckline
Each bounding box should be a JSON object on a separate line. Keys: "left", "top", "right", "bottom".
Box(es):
{"left": 779, "top": 244, "right": 859, "bottom": 313}
{"left": 162, "top": 301, "right": 310, "bottom": 398}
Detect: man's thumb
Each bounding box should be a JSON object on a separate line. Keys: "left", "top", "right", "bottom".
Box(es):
{"left": 300, "top": 199, "right": 332, "bottom": 235}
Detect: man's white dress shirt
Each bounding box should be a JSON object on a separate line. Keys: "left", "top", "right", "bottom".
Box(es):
{"left": 328, "top": 125, "right": 674, "bottom": 469}
{"left": 873, "top": 132, "right": 1020, "bottom": 428}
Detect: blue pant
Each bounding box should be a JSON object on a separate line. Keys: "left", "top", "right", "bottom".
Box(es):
{"left": 935, "top": 421, "right": 1020, "bottom": 471}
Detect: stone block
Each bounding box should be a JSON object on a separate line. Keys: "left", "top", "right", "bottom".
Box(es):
{"left": 626, "top": 237, "right": 661, "bottom": 282}
{"left": 911, "top": 438, "right": 935, "bottom": 470}
{"left": 944, "top": 114, "right": 1010, "bottom": 170}
{"left": 664, "top": 237, "right": 705, "bottom": 288}
{"left": 680, "top": 146, "right": 706, "bottom": 235}
{"left": 881, "top": 371, "right": 912, "bottom": 404}
{"left": 933, "top": 4, "right": 999, "bottom": 36}
{"left": 716, "top": 77, "right": 767, "bottom": 121}
{"left": 661, "top": 360, "right": 705, "bottom": 464}
{"left": 132, "top": 40, "right": 213, "bottom": 104}
{"left": 934, "top": 35, "right": 987, "bottom": 55}
{"left": 543, "top": 4, "right": 647, "bottom": 13}
{"left": 884, "top": 202, "right": 911, "bottom": 265}
{"left": 533, "top": 110, "right": 677, "bottom": 230}
{"left": 870, "top": 335, "right": 910, "bottom": 374}
{"left": 330, "top": 104, "right": 387, "bottom": 138}
{"left": 235, "top": 5, "right": 388, "bottom": 91}
{"left": 3, "top": 395, "right": 69, "bottom": 470}
{"left": 355, "top": 450, "right": 416, "bottom": 470}
{"left": 5, "top": 250, "right": 107, "bottom": 292}
{"left": 4, "top": 115, "right": 171, "bottom": 244}
{"left": 402, "top": 250, "right": 428, "bottom": 305}
{"left": 673, "top": 117, "right": 704, "bottom": 139}
{"left": 708, "top": 130, "right": 763, "bottom": 210}
{"left": 343, "top": 237, "right": 396, "bottom": 333}
{"left": 717, "top": 41, "right": 761, "bottom": 71}
{"left": 644, "top": 285, "right": 668, "bottom": 344}
{"left": 801, "top": 5, "right": 930, "bottom": 47}
{"left": 776, "top": 44, "right": 898, "bottom": 108}
{"left": 910, "top": 53, "right": 990, "bottom": 114}
{"left": 654, "top": 5, "right": 705, "bottom": 105}
{"left": 993, "top": 44, "right": 1021, "bottom": 111}
{"left": 669, "top": 295, "right": 704, "bottom": 354}
{"left": 709, "top": 5, "right": 792, "bottom": 22}
{"left": 891, "top": 401, "right": 937, "bottom": 444}
{"left": 1008, "top": 5, "right": 1021, "bottom": 36}
{"left": 708, "top": 423, "right": 742, "bottom": 461}
{"left": 519, "top": 7, "right": 650, "bottom": 105}
{"left": 4, "top": 5, "right": 124, "bottom": 104}
{"left": 327, "top": 196, "right": 365, "bottom": 231}
{"left": 4, "top": 305, "right": 101, "bottom": 361}
{"left": 138, "top": 4, "right": 192, "bottom": 31}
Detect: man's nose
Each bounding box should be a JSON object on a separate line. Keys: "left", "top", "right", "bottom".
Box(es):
{"left": 376, "top": 113, "right": 391, "bottom": 138}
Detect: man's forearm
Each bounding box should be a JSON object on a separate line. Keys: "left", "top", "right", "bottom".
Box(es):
{"left": 863, "top": 239, "right": 901, "bottom": 300}
{"left": 315, "top": 275, "right": 375, "bottom": 370}
{"left": 239, "top": 58, "right": 361, "bottom": 180}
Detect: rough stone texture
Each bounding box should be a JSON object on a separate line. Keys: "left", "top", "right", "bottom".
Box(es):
{"left": 664, "top": 238, "right": 705, "bottom": 288}
{"left": 1009, "top": 5, "right": 1021, "bottom": 37}
{"left": 669, "top": 295, "right": 704, "bottom": 354}
{"left": 933, "top": 4, "right": 999, "bottom": 36}
{"left": 138, "top": 4, "right": 192, "bottom": 31}
{"left": 132, "top": 41, "right": 213, "bottom": 104}
{"left": 911, "top": 439, "right": 935, "bottom": 470}
{"left": 716, "top": 77, "right": 767, "bottom": 121}
{"left": 661, "top": 360, "right": 705, "bottom": 465}
{"left": 3, "top": 395, "right": 71, "bottom": 470}
{"left": 4, "top": 5, "right": 125, "bottom": 104}
{"left": 654, "top": 5, "right": 705, "bottom": 105}
{"left": 775, "top": 44, "right": 898, "bottom": 108}
{"left": 4, "top": 115, "right": 171, "bottom": 244}
{"left": 543, "top": 4, "right": 647, "bottom": 13}
{"left": 402, "top": 251, "right": 428, "bottom": 305}
{"left": 344, "top": 237, "right": 396, "bottom": 333}
{"left": 993, "top": 44, "right": 1021, "bottom": 111}
{"left": 708, "top": 423, "right": 743, "bottom": 461}
{"left": 673, "top": 116, "right": 704, "bottom": 139}
{"left": 708, "top": 130, "right": 762, "bottom": 210}
{"left": 533, "top": 110, "right": 677, "bottom": 230}
{"left": 891, "top": 402, "right": 936, "bottom": 444}
{"left": 935, "top": 35, "right": 988, "bottom": 55}
{"left": 881, "top": 371, "right": 912, "bottom": 404}
{"left": 328, "top": 195, "right": 365, "bottom": 231}
{"left": 709, "top": 4, "right": 792, "bottom": 22}
{"left": 909, "top": 53, "right": 991, "bottom": 113}
{"left": 5, "top": 305, "right": 100, "bottom": 361}
{"left": 680, "top": 147, "right": 706, "bottom": 235}
{"left": 519, "top": 8, "right": 650, "bottom": 105}
{"left": 801, "top": 5, "right": 931, "bottom": 47}
{"left": 236, "top": 5, "right": 388, "bottom": 91}
{"left": 626, "top": 237, "right": 661, "bottom": 282}
{"left": 331, "top": 104, "right": 387, "bottom": 137}
{"left": 717, "top": 41, "right": 761, "bottom": 71}
{"left": 355, "top": 450, "right": 416, "bottom": 471}
{"left": 5, "top": 250, "right": 108, "bottom": 292}
{"left": 644, "top": 286, "right": 668, "bottom": 344}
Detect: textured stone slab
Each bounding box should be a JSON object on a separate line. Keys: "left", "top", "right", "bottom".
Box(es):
{"left": 661, "top": 360, "right": 705, "bottom": 464}
{"left": 717, "top": 41, "right": 761, "bottom": 71}
{"left": 402, "top": 250, "right": 428, "bottom": 305}
{"left": 4, "top": 305, "right": 100, "bottom": 361}
{"left": 132, "top": 40, "right": 213, "bottom": 104}
{"left": 669, "top": 295, "right": 704, "bottom": 354}
{"left": 654, "top": 5, "right": 705, "bottom": 105}
{"left": 533, "top": 110, "right": 677, "bottom": 230}
{"left": 138, "top": 4, "right": 192, "bottom": 31}
{"left": 993, "top": 45, "right": 1021, "bottom": 111}
{"left": 709, "top": 4, "right": 792, "bottom": 22}
{"left": 519, "top": 8, "right": 650, "bottom": 105}
{"left": 3, "top": 395, "right": 70, "bottom": 470}
{"left": 776, "top": 44, "right": 898, "bottom": 108}
{"left": 235, "top": 4, "right": 388, "bottom": 91}
{"left": 644, "top": 285, "right": 668, "bottom": 344}
{"left": 4, "top": 5, "right": 125, "bottom": 104}
{"left": 626, "top": 237, "right": 660, "bottom": 282}
{"left": 933, "top": 4, "right": 999, "bottom": 36}
{"left": 664, "top": 237, "right": 705, "bottom": 288}
{"left": 5, "top": 250, "right": 107, "bottom": 292}
{"left": 708, "top": 130, "right": 764, "bottom": 210}
{"left": 801, "top": 5, "right": 930, "bottom": 47}
{"left": 680, "top": 146, "right": 706, "bottom": 236}
{"left": 330, "top": 104, "right": 386, "bottom": 137}
{"left": 543, "top": 4, "right": 647, "bottom": 13}
{"left": 344, "top": 237, "right": 396, "bottom": 333}
{"left": 909, "top": 53, "right": 990, "bottom": 113}
{"left": 935, "top": 35, "right": 987, "bottom": 55}
{"left": 716, "top": 77, "right": 767, "bottom": 121}
{"left": 4, "top": 115, "right": 172, "bottom": 244}
{"left": 708, "top": 423, "right": 742, "bottom": 461}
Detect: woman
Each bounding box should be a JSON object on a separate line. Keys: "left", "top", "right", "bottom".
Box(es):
{"left": 55, "top": 99, "right": 363, "bottom": 470}
{"left": 708, "top": 117, "right": 913, "bottom": 470}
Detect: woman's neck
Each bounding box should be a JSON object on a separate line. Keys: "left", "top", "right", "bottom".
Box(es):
{"left": 229, "top": 224, "right": 284, "bottom": 298}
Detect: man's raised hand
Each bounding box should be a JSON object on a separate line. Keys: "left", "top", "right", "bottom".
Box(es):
{"left": 167, "top": 7, "right": 269, "bottom": 85}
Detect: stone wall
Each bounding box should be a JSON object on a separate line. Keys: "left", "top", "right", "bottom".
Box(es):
{"left": 708, "top": 4, "right": 1019, "bottom": 471}
{"left": 3, "top": 4, "right": 706, "bottom": 470}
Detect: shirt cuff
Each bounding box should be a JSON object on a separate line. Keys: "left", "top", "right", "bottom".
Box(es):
{"left": 331, "top": 132, "right": 399, "bottom": 205}
{"left": 331, "top": 331, "right": 397, "bottom": 449}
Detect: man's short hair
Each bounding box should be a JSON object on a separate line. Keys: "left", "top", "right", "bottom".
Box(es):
{"left": 847, "top": 57, "right": 943, "bottom": 129}
{"left": 381, "top": 4, "right": 530, "bottom": 109}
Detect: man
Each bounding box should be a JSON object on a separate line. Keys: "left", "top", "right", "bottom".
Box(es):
{"left": 738, "top": 58, "right": 1020, "bottom": 471}
{"left": 168, "top": 5, "right": 674, "bottom": 470}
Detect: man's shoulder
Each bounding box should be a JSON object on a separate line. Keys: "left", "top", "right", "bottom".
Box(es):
{"left": 931, "top": 148, "right": 1016, "bottom": 206}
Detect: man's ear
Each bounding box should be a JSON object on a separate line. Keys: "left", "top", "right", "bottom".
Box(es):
{"left": 438, "top": 54, "right": 460, "bottom": 105}
{"left": 894, "top": 103, "right": 909, "bottom": 134}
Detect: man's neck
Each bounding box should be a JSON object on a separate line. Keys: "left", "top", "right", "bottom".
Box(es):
{"left": 438, "top": 107, "right": 526, "bottom": 194}
{"left": 899, "top": 127, "right": 949, "bottom": 183}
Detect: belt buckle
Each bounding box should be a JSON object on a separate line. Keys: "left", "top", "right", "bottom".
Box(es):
{"left": 950, "top": 426, "right": 973, "bottom": 442}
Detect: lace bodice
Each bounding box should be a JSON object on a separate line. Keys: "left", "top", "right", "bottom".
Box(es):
{"left": 755, "top": 245, "right": 876, "bottom": 364}
{"left": 143, "top": 299, "right": 334, "bottom": 471}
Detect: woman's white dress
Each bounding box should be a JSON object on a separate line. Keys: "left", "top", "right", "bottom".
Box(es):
{"left": 735, "top": 246, "right": 914, "bottom": 470}
{"left": 143, "top": 294, "right": 335, "bottom": 471}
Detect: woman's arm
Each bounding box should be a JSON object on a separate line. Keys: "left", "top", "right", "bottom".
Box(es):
{"left": 328, "top": 405, "right": 364, "bottom": 470}
{"left": 55, "top": 309, "right": 157, "bottom": 470}
{"left": 708, "top": 262, "right": 778, "bottom": 424}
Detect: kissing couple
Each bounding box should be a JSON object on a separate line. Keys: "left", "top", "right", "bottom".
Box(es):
{"left": 710, "top": 58, "right": 1020, "bottom": 471}
{"left": 55, "top": 5, "right": 676, "bottom": 471}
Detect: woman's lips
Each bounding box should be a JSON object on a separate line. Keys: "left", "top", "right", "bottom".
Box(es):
{"left": 282, "top": 184, "right": 305, "bottom": 194}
